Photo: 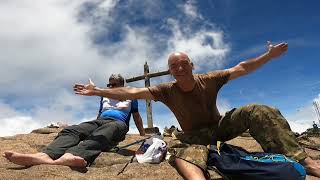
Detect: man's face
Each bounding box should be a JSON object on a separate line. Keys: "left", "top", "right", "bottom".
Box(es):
{"left": 107, "top": 79, "right": 122, "bottom": 88}
{"left": 168, "top": 53, "right": 194, "bottom": 80}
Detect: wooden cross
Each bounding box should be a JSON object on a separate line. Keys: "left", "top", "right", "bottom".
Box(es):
{"left": 126, "top": 62, "right": 169, "bottom": 128}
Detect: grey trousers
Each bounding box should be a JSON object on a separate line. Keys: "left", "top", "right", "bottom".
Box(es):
{"left": 43, "top": 119, "right": 128, "bottom": 165}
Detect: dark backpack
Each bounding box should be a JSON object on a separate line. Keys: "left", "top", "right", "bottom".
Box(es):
{"left": 207, "top": 143, "right": 306, "bottom": 180}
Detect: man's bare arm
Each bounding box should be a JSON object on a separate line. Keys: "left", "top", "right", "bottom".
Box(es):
{"left": 227, "top": 42, "right": 288, "bottom": 81}
{"left": 132, "top": 112, "right": 145, "bottom": 136}
{"left": 74, "top": 83, "right": 155, "bottom": 101}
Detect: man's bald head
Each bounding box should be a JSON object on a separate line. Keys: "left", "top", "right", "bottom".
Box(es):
{"left": 167, "top": 52, "right": 194, "bottom": 80}
{"left": 168, "top": 52, "right": 191, "bottom": 65}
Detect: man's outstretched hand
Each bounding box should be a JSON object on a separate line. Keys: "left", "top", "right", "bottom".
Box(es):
{"left": 267, "top": 41, "right": 288, "bottom": 59}
{"left": 73, "top": 78, "right": 96, "bottom": 96}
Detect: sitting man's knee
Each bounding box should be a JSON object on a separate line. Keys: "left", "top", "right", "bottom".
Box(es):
{"left": 239, "top": 104, "right": 282, "bottom": 123}
{"left": 241, "top": 104, "right": 264, "bottom": 113}
{"left": 242, "top": 104, "right": 277, "bottom": 113}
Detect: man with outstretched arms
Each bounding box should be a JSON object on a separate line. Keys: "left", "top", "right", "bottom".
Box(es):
{"left": 74, "top": 42, "right": 320, "bottom": 179}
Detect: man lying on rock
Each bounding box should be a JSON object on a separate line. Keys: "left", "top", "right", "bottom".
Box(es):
{"left": 3, "top": 74, "right": 145, "bottom": 167}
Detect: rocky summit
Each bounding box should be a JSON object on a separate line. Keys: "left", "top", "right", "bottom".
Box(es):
{"left": 1, "top": 127, "right": 320, "bottom": 180}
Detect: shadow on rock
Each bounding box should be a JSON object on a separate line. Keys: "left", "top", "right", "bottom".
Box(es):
{"left": 70, "top": 166, "right": 88, "bottom": 173}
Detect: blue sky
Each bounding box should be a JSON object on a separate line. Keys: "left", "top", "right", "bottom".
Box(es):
{"left": 0, "top": 0, "right": 319, "bottom": 136}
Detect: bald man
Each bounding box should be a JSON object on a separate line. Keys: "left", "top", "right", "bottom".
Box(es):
{"left": 73, "top": 42, "right": 320, "bottom": 179}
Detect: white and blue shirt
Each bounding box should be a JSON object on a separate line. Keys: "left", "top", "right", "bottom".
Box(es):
{"left": 98, "top": 97, "right": 138, "bottom": 126}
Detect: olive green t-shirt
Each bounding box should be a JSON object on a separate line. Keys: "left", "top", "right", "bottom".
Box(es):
{"left": 148, "top": 70, "right": 230, "bottom": 131}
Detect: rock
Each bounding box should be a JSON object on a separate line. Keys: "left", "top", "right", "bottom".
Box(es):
{"left": 31, "top": 127, "right": 63, "bottom": 134}
{"left": 0, "top": 131, "right": 184, "bottom": 180}
{"left": 144, "top": 127, "right": 160, "bottom": 135}
{"left": 1, "top": 129, "right": 320, "bottom": 179}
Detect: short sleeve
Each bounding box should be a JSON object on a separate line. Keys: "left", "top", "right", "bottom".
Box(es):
{"left": 147, "top": 83, "right": 172, "bottom": 102}
{"left": 206, "top": 70, "right": 230, "bottom": 90}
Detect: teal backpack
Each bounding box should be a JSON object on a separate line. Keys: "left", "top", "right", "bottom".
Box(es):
{"left": 207, "top": 143, "right": 306, "bottom": 180}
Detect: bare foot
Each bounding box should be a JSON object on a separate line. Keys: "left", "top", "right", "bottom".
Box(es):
{"left": 54, "top": 153, "right": 87, "bottom": 167}
{"left": 302, "top": 157, "right": 320, "bottom": 177}
{"left": 3, "top": 151, "right": 54, "bottom": 166}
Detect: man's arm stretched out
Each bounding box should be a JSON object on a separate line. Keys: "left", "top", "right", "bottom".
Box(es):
{"left": 226, "top": 41, "right": 288, "bottom": 81}
{"left": 74, "top": 80, "right": 154, "bottom": 101}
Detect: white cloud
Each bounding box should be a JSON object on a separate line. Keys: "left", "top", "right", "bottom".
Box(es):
{"left": 98, "top": 0, "right": 119, "bottom": 12}
{"left": 0, "top": 92, "right": 97, "bottom": 137}
{"left": 286, "top": 94, "right": 320, "bottom": 133}
{"left": 0, "top": 0, "right": 229, "bottom": 92}
{"left": 0, "top": 101, "right": 23, "bottom": 119}
{"left": 31, "top": 90, "right": 91, "bottom": 125}
{"left": 166, "top": 19, "right": 229, "bottom": 72}
{"left": 217, "top": 98, "right": 232, "bottom": 115}
{"left": 97, "top": 25, "right": 158, "bottom": 77}
{"left": 0, "top": 101, "right": 40, "bottom": 136}
{"left": 87, "top": 0, "right": 119, "bottom": 37}
{"left": 0, "top": 0, "right": 105, "bottom": 98}
{"left": 0, "top": 117, "right": 41, "bottom": 137}
{"left": 0, "top": 0, "right": 230, "bottom": 136}
{"left": 287, "top": 121, "right": 311, "bottom": 134}
{"left": 180, "top": 0, "right": 203, "bottom": 20}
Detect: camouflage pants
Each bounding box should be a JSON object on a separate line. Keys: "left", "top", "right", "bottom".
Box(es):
{"left": 167, "top": 104, "right": 307, "bottom": 170}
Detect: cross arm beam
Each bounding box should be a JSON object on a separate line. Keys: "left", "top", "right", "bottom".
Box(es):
{"left": 126, "top": 70, "right": 170, "bottom": 83}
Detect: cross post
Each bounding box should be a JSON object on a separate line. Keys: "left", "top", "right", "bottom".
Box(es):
{"left": 126, "top": 62, "right": 169, "bottom": 128}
